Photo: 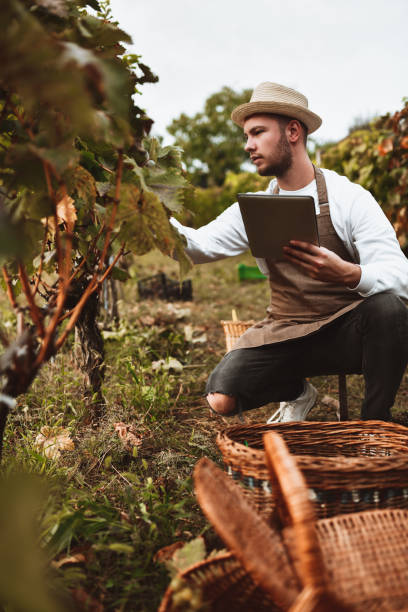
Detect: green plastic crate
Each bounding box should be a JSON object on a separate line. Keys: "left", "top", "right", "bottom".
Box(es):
{"left": 238, "top": 263, "right": 267, "bottom": 281}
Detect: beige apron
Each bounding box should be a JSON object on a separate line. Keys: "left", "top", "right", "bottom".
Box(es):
{"left": 232, "top": 166, "right": 364, "bottom": 350}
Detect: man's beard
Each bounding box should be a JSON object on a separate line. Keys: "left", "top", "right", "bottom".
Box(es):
{"left": 258, "top": 132, "right": 292, "bottom": 177}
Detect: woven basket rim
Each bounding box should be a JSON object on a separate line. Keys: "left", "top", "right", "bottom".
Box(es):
{"left": 221, "top": 419, "right": 408, "bottom": 431}
{"left": 217, "top": 420, "right": 408, "bottom": 473}
{"left": 179, "top": 551, "right": 235, "bottom": 576}
{"left": 158, "top": 552, "right": 238, "bottom": 612}
{"left": 159, "top": 550, "right": 277, "bottom": 612}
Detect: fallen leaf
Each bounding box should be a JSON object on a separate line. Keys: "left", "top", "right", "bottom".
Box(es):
{"left": 35, "top": 426, "right": 75, "bottom": 460}
{"left": 151, "top": 357, "right": 183, "bottom": 373}
{"left": 155, "top": 304, "right": 191, "bottom": 324}
{"left": 113, "top": 422, "right": 143, "bottom": 451}
{"left": 166, "top": 304, "right": 191, "bottom": 319}
{"left": 154, "top": 541, "right": 185, "bottom": 564}
{"left": 183, "top": 324, "right": 207, "bottom": 344}
{"left": 192, "top": 333, "right": 207, "bottom": 344}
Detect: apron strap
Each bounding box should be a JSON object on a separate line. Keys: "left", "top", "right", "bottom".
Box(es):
{"left": 272, "top": 165, "right": 329, "bottom": 205}
{"left": 314, "top": 166, "right": 329, "bottom": 205}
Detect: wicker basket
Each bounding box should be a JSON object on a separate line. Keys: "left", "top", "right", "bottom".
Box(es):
{"left": 158, "top": 552, "right": 279, "bottom": 612}
{"left": 217, "top": 420, "right": 408, "bottom": 520}
{"left": 220, "top": 320, "right": 255, "bottom": 352}
{"left": 191, "top": 440, "right": 408, "bottom": 611}
{"left": 263, "top": 432, "right": 408, "bottom": 611}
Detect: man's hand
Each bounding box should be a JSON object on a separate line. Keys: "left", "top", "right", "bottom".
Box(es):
{"left": 283, "top": 240, "right": 361, "bottom": 288}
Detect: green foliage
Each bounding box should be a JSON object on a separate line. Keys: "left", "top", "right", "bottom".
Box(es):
{"left": 178, "top": 170, "right": 270, "bottom": 228}
{"left": 0, "top": 26, "right": 197, "bottom": 612}
{"left": 321, "top": 100, "right": 408, "bottom": 250}
{"left": 347, "top": 113, "right": 378, "bottom": 135}
{"left": 0, "top": 0, "right": 191, "bottom": 271}
{"left": 43, "top": 477, "right": 194, "bottom": 608}
{"left": 143, "top": 139, "right": 193, "bottom": 214}
{"left": 0, "top": 194, "right": 30, "bottom": 260}
{"left": 321, "top": 127, "right": 391, "bottom": 195}
{"left": 0, "top": 0, "right": 194, "bottom": 426}
{"left": 167, "top": 86, "right": 252, "bottom": 187}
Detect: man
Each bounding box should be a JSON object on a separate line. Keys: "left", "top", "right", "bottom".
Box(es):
{"left": 171, "top": 82, "right": 408, "bottom": 422}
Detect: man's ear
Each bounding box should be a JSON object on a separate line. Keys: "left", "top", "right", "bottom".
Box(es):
{"left": 286, "top": 120, "right": 302, "bottom": 144}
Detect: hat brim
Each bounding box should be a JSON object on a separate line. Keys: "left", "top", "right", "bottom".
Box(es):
{"left": 231, "top": 101, "right": 322, "bottom": 134}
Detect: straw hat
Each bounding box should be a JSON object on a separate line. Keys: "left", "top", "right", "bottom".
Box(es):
{"left": 231, "top": 82, "right": 322, "bottom": 134}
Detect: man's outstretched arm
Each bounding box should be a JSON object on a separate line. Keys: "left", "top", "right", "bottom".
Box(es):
{"left": 171, "top": 202, "right": 249, "bottom": 263}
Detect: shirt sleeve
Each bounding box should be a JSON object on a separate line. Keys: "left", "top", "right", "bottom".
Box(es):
{"left": 348, "top": 190, "right": 408, "bottom": 299}
{"left": 170, "top": 202, "right": 249, "bottom": 263}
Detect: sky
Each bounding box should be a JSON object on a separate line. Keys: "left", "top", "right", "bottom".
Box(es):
{"left": 109, "top": 0, "right": 407, "bottom": 147}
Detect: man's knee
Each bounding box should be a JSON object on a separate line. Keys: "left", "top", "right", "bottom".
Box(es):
{"left": 207, "top": 392, "right": 237, "bottom": 416}
{"left": 361, "top": 293, "right": 408, "bottom": 329}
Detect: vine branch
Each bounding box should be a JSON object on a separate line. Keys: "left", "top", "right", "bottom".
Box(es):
{"left": 35, "top": 150, "right": 124, "bottom": 365}
{"left": 18, "top": 262, "right": 45, "bottom": 338}
{"left": 2, "top": 265, "right": 18, "bottom": 311}
{"left": 33, "top": 221, "right": 49, "bottom": 296}
{"left": 55, "top": 243, "right": 125, "bottom": 351}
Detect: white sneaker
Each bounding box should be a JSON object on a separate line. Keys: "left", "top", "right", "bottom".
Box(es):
{"left": 267, "top": 382, "right": 318, "bottom": 424}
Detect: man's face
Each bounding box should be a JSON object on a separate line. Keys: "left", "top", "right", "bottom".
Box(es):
{"left": 243, "top": 114, "right": 292, "bottom": 177}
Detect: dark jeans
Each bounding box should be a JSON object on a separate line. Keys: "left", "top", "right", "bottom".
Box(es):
{"left": 206, "top": 293, "right": 408, "bottom": 420}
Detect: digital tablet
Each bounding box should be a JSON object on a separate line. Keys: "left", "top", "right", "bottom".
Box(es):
{"left": 237, "top": 193, "right": 319, "bottom": 260}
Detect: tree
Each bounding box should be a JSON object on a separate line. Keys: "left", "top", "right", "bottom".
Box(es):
{"left": 321, "top": 100, "right": 408, "bottom": 252}
{"left": 167, "top": 86, "right": 252, "bottom": 187}
{"left": 0, "top": 0, "right": 191, "bottom": 454}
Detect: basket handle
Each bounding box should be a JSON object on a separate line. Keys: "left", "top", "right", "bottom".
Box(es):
{"left": 193, "top": 456, "right": 299, "bottom": 609}
{"left": 263, "top": 433, "right": 351, "bottom": 611}
{"left": 263, "top": 433, "right": 328, "bottom": 591}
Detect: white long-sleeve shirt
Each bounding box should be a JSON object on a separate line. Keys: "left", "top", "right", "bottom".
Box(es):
{"left": 171, "top": 168, "right": 408, "bottom": 299}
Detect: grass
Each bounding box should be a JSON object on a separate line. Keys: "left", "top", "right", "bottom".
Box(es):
{"left": 1, "top": 249, "right": 407, "bottom": 611}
